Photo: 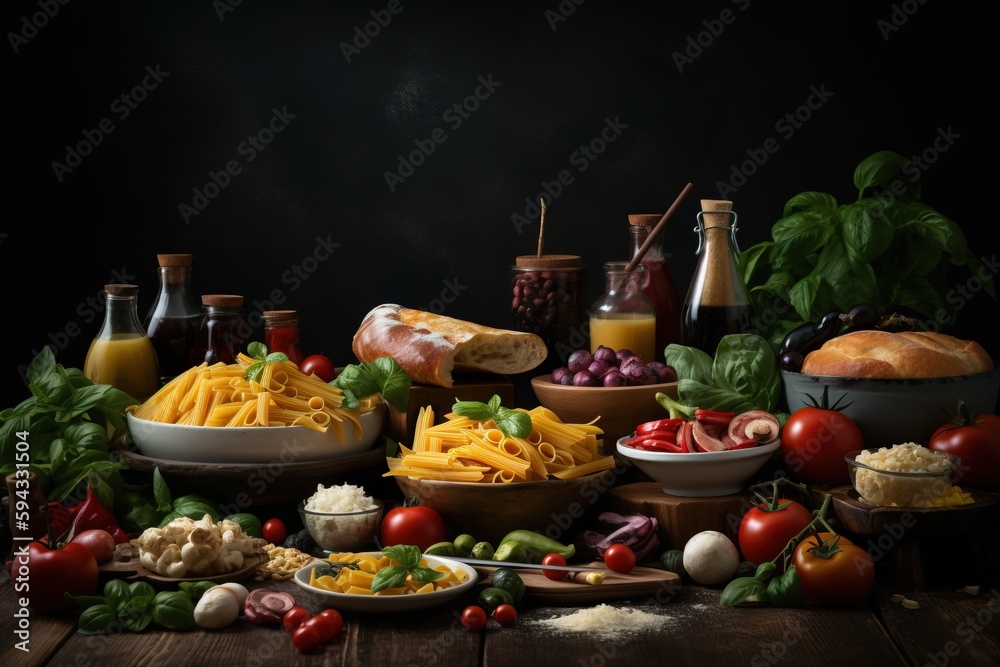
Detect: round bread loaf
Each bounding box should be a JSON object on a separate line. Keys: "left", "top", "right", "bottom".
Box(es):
{"left": 800, "top": 330, "right": 994, "bottom": 378}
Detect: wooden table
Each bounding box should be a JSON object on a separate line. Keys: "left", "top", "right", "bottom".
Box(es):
{"left": 4, "top": 567, "right": 998, "bottom": 666}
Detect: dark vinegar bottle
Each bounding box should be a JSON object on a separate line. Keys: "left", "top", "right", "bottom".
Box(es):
{"left": 144, "top": 253, "right": 202, "bottom": 385}
{"left": 681, "top": 199, "right": 753, "bottom": 355}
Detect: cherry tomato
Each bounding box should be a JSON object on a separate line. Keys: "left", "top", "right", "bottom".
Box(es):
{"left": 541, "top": 553, "right": 567, "bottom": 581}
{"left": 379, "top": 501, "right": 448, "bottom": 551}
{"left": 792, "top": 533, "right": 874, "bottom": 605}
{"left": 292, "top": 620, "right": 325, "bottom": 652}
{"left": 299, "top": 354, "right": 337, "bottom": 382}
{"left": 492, "top": 603, "right": 517, "bottom": 627}
{"left": 283, "top": 605, "right": 312, "bottom": 633}
{"left": 315, "top": 609, "right": 344, "bottom": 640}
{"left": 737, "top": 498, "right": 813, "bottom": 567}
{"left": 603, "top": 543, "right": 637, "bottom": 573}
{"left": 262, "top": 518, "right": 287, "bottom": 545}
{"left": 929, "top": 402, "right": 1000, "bottom": 486}
{"left": 461, "top": 605, "right": 487, "bottom": 632}
{"left": 780, "top": 405, "right": 864, "bottom": 484}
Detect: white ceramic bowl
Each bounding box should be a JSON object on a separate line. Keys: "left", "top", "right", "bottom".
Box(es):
{"left": 126, "top": 402, "right": 384, "bottom": 463}
{"left": 298, "top": 499, "right": 384, "bottom": 552}
{"left": 616, "top": 435, "right": 781, "bottom": 497}
{"left": 293, "top": 553, "right": 478, "bottom": 614}
{"left": 782, "top": 368, "right": 1000, "bottom": 449}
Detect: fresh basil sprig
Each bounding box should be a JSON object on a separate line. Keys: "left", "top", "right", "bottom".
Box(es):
{"left": 66, "top": 579, "right": 196, "bottom": 635}
{"left": 371, "top": 544, "right": 445, "bottom": 593}
{"left": 333, "top": 356, "right": 411, "bottom": 413}
{"left": 452, "top": 394, "right": 532, "bottom": 439}
{"left": 243, "top": 341, "right": 289, "bottom": 382}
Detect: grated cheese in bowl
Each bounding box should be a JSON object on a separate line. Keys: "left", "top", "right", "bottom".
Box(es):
{"left": 847, "top": 443, "right": 973, "bottom": 507}
{"left": 299, "top": 483, "right": 383, "bottom": 551}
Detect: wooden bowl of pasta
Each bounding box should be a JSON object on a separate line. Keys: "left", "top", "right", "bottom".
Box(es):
{"left": 386, "top": 402, "right": 623, "bottom": 545}
{"left": 125, "top": 358, "right": 386, "bottom": 464}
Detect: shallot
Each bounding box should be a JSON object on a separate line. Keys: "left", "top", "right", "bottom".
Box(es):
{"left": 244, "top": 589, "right": 297, "bottom": 626}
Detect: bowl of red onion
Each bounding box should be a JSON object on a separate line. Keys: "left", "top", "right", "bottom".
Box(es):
{"left": 530, "top": 345, "right": 679, "bottom": 447}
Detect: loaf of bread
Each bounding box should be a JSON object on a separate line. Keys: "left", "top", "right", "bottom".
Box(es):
{"left": 800, "top": 330, "right": 994, "bottom": 379}
{"left": 351, "top": 304, "right": 549, "bottom": 388}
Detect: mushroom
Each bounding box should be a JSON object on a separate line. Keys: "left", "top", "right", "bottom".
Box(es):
{"left": 194, "top": 586, "right": 241, "bottom": 629}
{"left": 728, "top": 410, "right": 780, "bottom": 445}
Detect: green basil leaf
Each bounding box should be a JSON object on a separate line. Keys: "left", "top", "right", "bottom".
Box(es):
{"left": 408, "top": 565, "right": 446, "bottom": 586}
{"left": 247, "top": 341, "right": 267, "bottom": 361}
{"left": 153, "top": 467, "right": 172, "bottom": 512}
{"left": 677, "top": 379, "right": 756, "bottom": 415}
{"left": 121, "top": 596, "right": 154, "bottom": 632}
{"left": 178, "top": 581, "right": 216, "bottom": 602}
{"left": 265, "top": 352, "right": 289, "bottom": 363}
{"left": 371, "top": 566, "right": 409, "bottom": 593}
{"left": 663, "top": 344, "right": 714, "bottom": 385}
{"left": 451, "top": 401, "right": 496, "bottom": 422}
{"left": 720, "top": 576, "right": 770, "bottom": 607}
{"left": 753, "top": 562, "right": 776, "bottom": 581}
{"left": 853, "top": 150, "right": 910, "bottom": 195}
{"left": 333, "top": 364, "right": 379, "bottom": 399}
{"left": 841, "top": 202, "right": 894, "bottom": 263}
{"left": 382, "top": 544, "right": 420, "bottom": 569}
{"left": 77, "top": 604, "right": 117, "bottom": 635}
{"left": 103, "top": 579, "right": 131, "bottom": 608}
{"left": 487, "top": 395, "right": 502, "bottom": 412}
{"left": 767, "top": 565, "right": 804, "bottom": 607}
{"left": 151, "top": 591, "right": 196, "bottom": 630}
{"left": 783, "top": 191, "right": 838, "bottom": 216}
{"left": 245, "top": 361, "right": 264, "bottom": 382}
{"left": 129, "top": 581, "right": 156, "bottom": 600}
{"left": 339, "top": 388, "right": 360, "bottom": 410}
{"left": 370, "top": 357, "right": 411, "bottom": 413}
{"left": 495, "top": 408, "right": 532, "bottom": 439}
{"left": 64, "top": 593, "right": 109, "bottom": 608}
{"left": 712, "top": 334, "right": 782, "bottom": 414}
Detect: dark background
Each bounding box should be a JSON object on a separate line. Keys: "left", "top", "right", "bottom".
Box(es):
{"left": 4, "top": 0, "right": 996, "bottom": 410}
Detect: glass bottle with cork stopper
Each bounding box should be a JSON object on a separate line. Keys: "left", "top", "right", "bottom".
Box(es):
{"left": 627, "top": 213, "right": 681, "bottom": 360}
{"left": 589, "top": 262, "right": 656, "bottom": 363}
{"left": 144, "top": 253, "right": 201, "bottom": 385}
{"left": 262, "top": 310, "right": 305, "bottom": 365}
{"left": 84, "top": 283, "right": 160, "bottom": 402}
{"left": 191, "top": 294, "right": 250, "bottom": 365}
{"left": 681, "top": 199, "right": 754, "bottom": 354}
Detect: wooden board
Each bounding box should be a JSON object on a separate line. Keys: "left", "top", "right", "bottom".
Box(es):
{"left": 477, "top": 562, "right": 681, "bottom": 604}
{"left": 604, "top": 481, "right": 748, "bottom": 550}
{"left": 830, "top": 485, "right": 1000, "bottom": 537}
{"left": 100, "top": 553, "right": 264, "bottom": 585}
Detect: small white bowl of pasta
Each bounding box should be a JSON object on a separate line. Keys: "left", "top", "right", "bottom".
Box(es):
{"left": 125, "top": 359, "right": 386, "bottom": 463}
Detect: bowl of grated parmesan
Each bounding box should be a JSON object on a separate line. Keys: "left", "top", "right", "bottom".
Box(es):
{"left": 845, "top": 444, "right": 973, "bottom": 507}
{"left": 299, "top": 483, "right": 384, "bottom": 552}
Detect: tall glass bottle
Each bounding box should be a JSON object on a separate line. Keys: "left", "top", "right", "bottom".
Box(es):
{"left": 144, "top": 253, "right": 201, "bottom": 385}
{"left": 628, "top": 213, "right": 681, "bottom": 361}
{"left": 84, "top": 284, "right": 160, "bottom": 402}
{"left": 589, "top": 262, "right": 656, "bottom": 363}
{"left": 681, "top": 199, "right": 753, "bottom": 354}
{"left": 191, "top": 294, "right": 250, "bottom": 365}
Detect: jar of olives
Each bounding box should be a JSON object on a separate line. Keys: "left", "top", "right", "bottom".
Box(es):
{"left": 511, "top": 254, "right": 586, "bottom": 364}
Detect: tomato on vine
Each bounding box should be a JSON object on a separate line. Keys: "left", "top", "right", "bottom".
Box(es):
{"left": 793, "top": 532, "right": 874, "bottom": 605}
{"left": 780, "top": 386, "right": 863, "bottom": 484}
{"left": 738, "top": 496, "right": 813, "bottom": 568}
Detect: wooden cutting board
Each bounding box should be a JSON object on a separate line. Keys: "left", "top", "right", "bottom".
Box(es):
{"left": 476, "top": 562, "right": 681, "bottom": 604}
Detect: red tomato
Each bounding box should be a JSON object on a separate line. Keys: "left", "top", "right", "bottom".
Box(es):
{"left": 461, "top": 605, "right": 487, "bottom": 631}
{"left": 283, "top": 606, "right": 312, "bottom": 633}
{"left": 292, "top": 619, "right": 325, "bottom": 652}
{"left": 299, "top": 354, "right": 337, "bottom": 382}
{"left": 792, "top": 533, "right": 874, "bottom": 605}
{"left": 738, "top": 498, "right": 813, "bottom": 567}
{"left": 492, "top": 603, "right": 517, "bottom": 627}
{"left": 315, "top": 609, "right": 344, "bottom": 640}
{"left": 23, "top": 541, "right": 99, "bottom": 612}
{"left": 928, "top": 403, "right": 1000, "bottom": 486}
{"left": 541, "top": 553, "right": 567, "bottom": 581}
{"left": 70, "top": 529, "right": 116, "bottom": 565}
{"left": 603, "top": 543, "right": 637, "bottom": 573}
{"left": 379, "top": 502, "right": 448, "bottom": 551}
{"left": 780, "top": 406, "right": 864, "bottom": 484}
{"left": 262, "top": 518, "right": 287, "bottom": 545}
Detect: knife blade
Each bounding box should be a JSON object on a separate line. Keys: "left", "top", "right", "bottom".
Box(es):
{"left": 448, "top": 556, "right": 608, "bottom": 572}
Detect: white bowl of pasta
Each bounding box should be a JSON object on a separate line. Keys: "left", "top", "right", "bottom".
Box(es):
{"left": 293, "top": 551, "right": 477, "bottom": 614}
{"left": 125, "top": 359, "right": 385, "bottom": 463}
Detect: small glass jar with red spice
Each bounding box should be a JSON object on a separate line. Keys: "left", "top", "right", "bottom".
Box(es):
{"left": 192, "top": 294, "right": 251, "bottom": 365}
{"left": 262, "top": 310, "right": 305, "bottom": 365}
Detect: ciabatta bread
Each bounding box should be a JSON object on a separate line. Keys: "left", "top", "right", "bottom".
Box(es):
{"left": 800, "top": 330, "right": 994, "bottom": 379}
{"left": 351, "top": 304, "right": 548, "bottom": 388}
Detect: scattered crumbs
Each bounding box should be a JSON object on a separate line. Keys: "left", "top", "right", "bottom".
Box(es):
{"left": 535, "top": 604, "right": 669, "bottom": 635}
{"left": 901, "top": 599, "right": 921, "bottom": 609}
{"left": 691, "top": 603, "right": 709, "bottom": 611}
{"left": 962, "top": 585, "right": 980, "bottom": 595}
{"left": 889, "top": 594, "right": 905, "bottom": 603}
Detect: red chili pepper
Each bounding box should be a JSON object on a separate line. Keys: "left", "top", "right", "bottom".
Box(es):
{"left": 46, "top": 502, "right": 73, "bottom": 538}
{"left": 728, "top": 439, "right": 758, "bottom": 450}
{"left": 633, "top": 439, "right": 683, "bottom": 453}
{"left": 74, "top": 485, "right": 129, "bottom": 544}
{"left": 636, "top": 418, "right": 684, "bottom": 435}
{"left": 694, "top": 409, "right": 736, "bottom": 425}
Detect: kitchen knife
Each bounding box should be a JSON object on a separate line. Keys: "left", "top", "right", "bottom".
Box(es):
{"left": 448, "top": 556, "right": 608, "bottom": 572}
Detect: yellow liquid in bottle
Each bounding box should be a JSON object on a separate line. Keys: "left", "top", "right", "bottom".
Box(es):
{"left": 589, "top": 314, "right": 656, "bottom": 362}
{"left": 83, "top": 334, "right": 160, "bottom": 403}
